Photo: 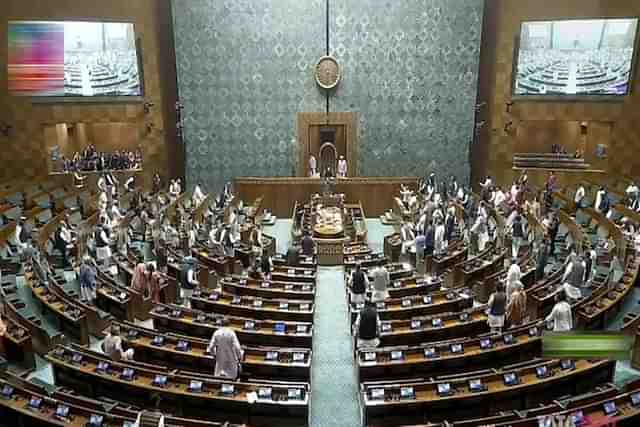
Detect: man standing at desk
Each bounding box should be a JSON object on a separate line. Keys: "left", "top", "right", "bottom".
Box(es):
{"left": 301, "top": 232, "right": 315, "bottom": 256}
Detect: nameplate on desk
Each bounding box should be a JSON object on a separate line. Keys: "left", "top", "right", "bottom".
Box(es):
{"left": 401, "top": 298, "right": 412, "bottom": 307}
{"left": 253, "top": 299, "right": 263, "bottom": 308}
{"left": 152, "top": 336, "right": 165, "bottom": 346}
{"left": 411, "top": 320, "right": 422, "bottom": 330}
{"left": 296, "top": 325, "right": 308, "bottom": 334}
{"left": 261, "top": 282, "right": 270, "bottom": 288}
{"left": 381, "top": 323, "right": 392, "bottom": 332}
{"left": 300, "top": 303, "right": 310, "bottom": 311}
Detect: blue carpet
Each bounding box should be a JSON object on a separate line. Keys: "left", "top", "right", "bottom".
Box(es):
{"left": 310, "top": 267, "right": 360, "bottom": 427}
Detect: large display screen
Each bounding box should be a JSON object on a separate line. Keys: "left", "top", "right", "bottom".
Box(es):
{"left": 513, "top": 18, "right": 639, "bottom": 97}
{"left": 8, "top": 21, "right": 142, "bottom": 98}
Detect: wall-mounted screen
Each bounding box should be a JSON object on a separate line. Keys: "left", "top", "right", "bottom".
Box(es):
{"left": 8, "top": 21, "right": 142, "bottom": 98}
{"left": 513, "top": 18, "right": 639, "bottom": 97}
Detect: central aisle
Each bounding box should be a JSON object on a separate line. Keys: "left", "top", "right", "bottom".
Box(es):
{"left": 310, "top": 267, "right": 360, "bottom": 427}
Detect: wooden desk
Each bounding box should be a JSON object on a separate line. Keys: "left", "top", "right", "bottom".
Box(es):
{"left": 115, "top": 321, "right": 312, "bottom": 381}
{"left": 361, "top": 359, "right": 615, "bottom": 426}
{"left": 151, "top": 304, "right": 313, "bottom": 348}
{"left": 358, "top": 322, "right": 544, "bottom": 381}
{"left": 220, "top": 276, "right": 316, "bottom": 301}
{"left": 236, "top": 176, "right": 419, "bottom": 218}
{"left": 46, "top": 345, "right": 309, "bottom": 426}
{"left": 191, "top": 289, "right": 315, "bottom": 323}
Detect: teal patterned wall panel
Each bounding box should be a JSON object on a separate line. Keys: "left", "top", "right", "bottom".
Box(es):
{"left": 330, "top": 0, "right": 484, "bottom": 183}
{"left": 172, "top": 0, "right": 326, "bottom": 191}
{"left": 173, "top": 0, "right": 483, "bottom": 189}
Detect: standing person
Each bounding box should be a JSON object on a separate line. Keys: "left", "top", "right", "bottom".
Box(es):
{"left": 54, "top": 220, "right": 73, "bottom": 268}
{"left": 506, "top": 281, "right": 527, "bottom": 327}
{"left": 260, "top": 252, "right": 273, "bottom": 279}
{"left": 510, "top": 213, "right": 524, "bottom": 259}
{"left": 179, "top": 257, "right": 199, "bottom": 308}
{"left": 103, "top": 325, "right": 134, "bottom": 361}
{"left": 337, "top": 156, "right": 348, "bottom": 178}
{"left": 545, "top": 291, "right": 573, "bottom": 332}
{"left": 547, "top": 213, "right": 560, "bottom": 258}
{"left": 95, "top": 224, "right": 112, "bottom": 268}
{"left": 147, "top": 263, "right": 163, "bottom": 303}
{"left": 301, "top": 232, "right": 315, "bottom": 256}
{"left": 506, "top": 258, "right": 521, "bottom": 301}
{"left": 487, "top": 283, "right": 507, "bottom": 333}
{"left": 309, "top": 155, "right": 317, "bottom": 177}
{"left": 79, "top": 256, "right": 97, "bottom": 304}
{"left": 206, "top": 327, "right": 244, "bottom": 380}
{"left": 131, "top": 261, "right": 150, "bottom": 298}
{"left": 370, "top": 264, "right": 390, "bottom": 302}
{"left": 574, "top": 184, "right": 586, "bottom": 210}
{"left": 536, "top": 238, "right": 550, "bottom": 282}
{"left": 353, "top": 300, "right": 381, "bottom": 349}
{"left": 561, "top": 252, "right": 585, "bottom": 301}
{"left": 434, "top": 217, "right": 446, "bottom": 256}
{"left": 349, "top": 263, "right": 369, "bottom": 305}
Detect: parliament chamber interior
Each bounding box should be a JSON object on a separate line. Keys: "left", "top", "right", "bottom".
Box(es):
{"left": 3, "top": 1, "right": 640, "bottom": 426}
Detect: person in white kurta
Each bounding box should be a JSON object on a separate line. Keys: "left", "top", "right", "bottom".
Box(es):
{"left": 370, "top": 265, "right": 390, "bottom": 302}
{"left": 337, "top": 156, "right": 347, "bottom": 178}
{"left": 309, "top": 155, "right": 317, "bottom": 177}
{"left": 434, "top": 219, "right": 446, "bottom": 255}
{"left": 506, "top": 259, "right": 521, "bottom": 302}
{"left": 207, "top": 327, "right": 244, "bottom": 380}
{"left": 545, "top": 291, "right": 573, "bottom": 332}
{"left": 193, "top": 184, "right": 206, "bottom": 206}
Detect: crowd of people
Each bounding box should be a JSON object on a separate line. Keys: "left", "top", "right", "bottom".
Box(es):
{"left": 58, "top": 144, "right": 142, "bottom": 173}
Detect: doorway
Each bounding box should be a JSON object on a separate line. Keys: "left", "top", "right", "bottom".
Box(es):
{"left": 297, "top": 112, "right": 359, "bottom": 177}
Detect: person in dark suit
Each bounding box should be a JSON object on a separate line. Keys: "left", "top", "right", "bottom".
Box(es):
{"left": 301, "top": 232, "right": 315, "bottom": 256}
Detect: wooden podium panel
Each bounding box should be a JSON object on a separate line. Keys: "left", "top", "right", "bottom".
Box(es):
{"left": 235, "top": 177, "right": 419, "bottom": 218}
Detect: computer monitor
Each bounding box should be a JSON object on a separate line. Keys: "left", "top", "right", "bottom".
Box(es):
{"left": 288, "top": 388, "right": 302, "bottom": 400}
{"left": 371, "top": 388, "right": 385, "bottom": 400}
{"left": 503, "top": 372, "right": 519, "bottom": 386}
{"left": 189, "top": 381, "right": 203, "bottom": 393}
{"left": 503, "top": 334, "right": 515, "bottom": 344}
{"left": 432, "top": 318, "right": 443, "bottom": 328}
{"left": 151, "top": 336, "right": 165, "bottom": 346}
{"left": 55, "top": 405, "right": 70, "bottom": 418}
{"left": 536, "top": 366, "right": 549, "bottom": 379}
{"left": 561, "top": 359, "right": 576, "bottom": 371}
{"left": 603, "top": 401, "right": 617, "bottom": 416}
{"left": 258, "top": 387, "right": 272, "bottom": 399}
{"left": 410, "top": 320, "right": 422, "bottom": 329}
{"left": 437, "top": 383, "right": 452, "bottom": 396}
{"left": 400, "top": 386, "right": 415, "bottom": 399}
{"left": 469, "top": 379, "right": 484, "bottom": 392}
{"left": 424, "top": 347, "right": 438, "bottom": 358}
{"left": 29, "top": 396, "right": 42, "bottom": 409}
{"left": 1, "top": 385, "right": 14, "bottom": 398}
{"left": 480, "top": 338, "right": 493, "bottom": 350}
{"left": 631, "top": 392, "right": 640, "bottom": 407}
{"left": 176, "top": 340, "right": 189, "bottom": 351}
{"left": 450, "top": 343, "right": 463, "bottom": 354}
{"left": 391, "top": 351, "right": 404, "bottom": 361}
{"left": 221, "top": 383, "right": 234, "bottom": 395}
{"left": 96, "top": 361, "right": 110, "bottom": 373}
{"left": 120, "top": 368, "right": 135, "bottom": 381}
{"left": 153, "top": 375, "right": 167, "bottom": 387}
{"left": 88, "top": 414, "right": 104, "bottom": 427}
